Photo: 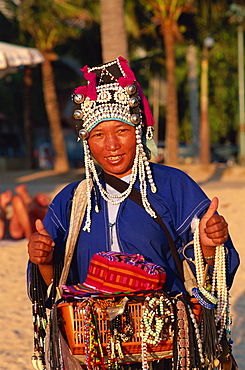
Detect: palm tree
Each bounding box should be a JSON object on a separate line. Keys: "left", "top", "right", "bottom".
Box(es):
{"left": 186, "top": 42, "right": 199, "bottom": 161}
{"left": 100, "top": 0, "right": 128, "bottom": 62}
{"left": 227, "top": 3, "right": 245, "bottom": 165}
{"left": 16, "top": 0, "right": 95, "bottom": 172}
{"left": 142, "top": 0, "right": 194, "bottom": 165}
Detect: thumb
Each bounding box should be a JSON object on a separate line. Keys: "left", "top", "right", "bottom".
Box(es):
{"left": 203, "top": 197, "right": 219, "bottom": 220}
{"left": 35, "top": 218, "right": 50, "bottom": 236}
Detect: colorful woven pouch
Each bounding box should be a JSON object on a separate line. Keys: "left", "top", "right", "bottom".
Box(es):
{"left": 81, "top": 251, "right": 166, "bottom": 293}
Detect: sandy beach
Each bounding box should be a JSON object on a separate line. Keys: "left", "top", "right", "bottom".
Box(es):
{"left": 0, "top": 164, "right": 244, "bottom": 370}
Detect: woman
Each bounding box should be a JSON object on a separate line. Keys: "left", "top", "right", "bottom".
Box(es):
{"left": 27, "top": 57, "right": 239, "bottom": 369}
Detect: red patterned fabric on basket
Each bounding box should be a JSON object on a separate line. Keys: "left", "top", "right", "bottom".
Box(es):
{"left": 81, "top": 251, "right": 166, "bottom": 293}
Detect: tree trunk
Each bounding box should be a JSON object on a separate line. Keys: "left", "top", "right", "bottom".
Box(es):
{"left": 41, "top": 55, "right": 70, "bottom": 173}
{"left": 163, "top": 28, "right": 178, "bottom": 165}
{"left": 100, "top": 0, "right": 128, "bottom": 62}
{"left": 238, "top": 24, "right": 245, "bottom": 166}
{"left": 151, "top": 74, "right": 160, "bottom": 146}
{"left": 186, "top": 44, "right": 199, "bottom": 162}
{"left": 23, "top": 66, "right": 35, "bottom": 169}
{"left": 200, "top": 47, "right": 210, "bottom": 165}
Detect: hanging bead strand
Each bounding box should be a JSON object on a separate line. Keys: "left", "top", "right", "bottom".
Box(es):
{"left": 211, "top": 245, "right": 228, "bottom": 343}
{"left": 138, "top": 154, "right": 156, "bottom": 218}
{"left": 82, "top": 139, "right": 93, "bottom": 232}
{"left": 193, "top": 219, "right": 206, "bottom": 286}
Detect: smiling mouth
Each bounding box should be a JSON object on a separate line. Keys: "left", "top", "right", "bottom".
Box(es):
{"left": 106, "top": 155, "right": 123, "bottom": 161}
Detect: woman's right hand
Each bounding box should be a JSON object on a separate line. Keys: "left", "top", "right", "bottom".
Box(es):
{"left": 28, "top": 219, "right": 55, "bottom": 266}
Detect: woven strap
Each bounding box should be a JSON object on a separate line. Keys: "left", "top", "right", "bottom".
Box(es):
{"left": 59, "top": 178, "right": 91, "bottom": 286}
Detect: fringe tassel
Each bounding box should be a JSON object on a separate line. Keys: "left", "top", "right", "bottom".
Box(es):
{"left": 30, "top": 249, "right": 63, "bottom": 370}
{"left": 202, "top": 307, "right": 218, "bottom": 365}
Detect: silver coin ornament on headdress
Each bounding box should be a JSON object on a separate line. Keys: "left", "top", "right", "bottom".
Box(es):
{"left": 72, "top": 56, "right": 158, "bottom": 232}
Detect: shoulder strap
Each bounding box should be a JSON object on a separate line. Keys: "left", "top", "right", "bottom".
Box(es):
{"left": 58, "top": 178, "right": 92, "bottom": 286}
{"left": 102, "top": 172, "right": 184, "bottom": 283}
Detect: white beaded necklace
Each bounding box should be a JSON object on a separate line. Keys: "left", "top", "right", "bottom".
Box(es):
{"left": 211, "top": 244, "right": 228, "bottom": 343}
{"left": 193, "top": 220, "right": 206, "bottom": 286}
{"left": 193, "top": 218, "right": 228, "bottom": 344}
{"left": 82, "top": 126, "right": 157, "bottom": 232}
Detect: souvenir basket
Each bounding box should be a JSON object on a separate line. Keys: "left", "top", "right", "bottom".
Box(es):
{"left": 57, "top": 294, "right": 173, "bottom": 365}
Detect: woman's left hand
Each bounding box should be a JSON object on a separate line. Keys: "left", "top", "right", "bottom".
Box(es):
{"left": 199, "top": 197, "right": 229, "bottom": 250}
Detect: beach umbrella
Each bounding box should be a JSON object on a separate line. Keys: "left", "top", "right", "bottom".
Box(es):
{"left": 0, "top": 41, "right": 44, "bottom": 78}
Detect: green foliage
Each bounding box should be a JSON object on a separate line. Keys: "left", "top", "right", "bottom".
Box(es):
{"left": 176, "top": 1, "right": 240, "bottom": 145}
{"left": 17, "top": 0, "right": 97, "bottom": 50}
{"left": 175, "top": 44, "right": 192, "bottom": 142}
{"left": 203, "top": 9, "right": 239, "bottom": 143}
{"left": 0, "top": 0, "right": 242, "bottom": 151}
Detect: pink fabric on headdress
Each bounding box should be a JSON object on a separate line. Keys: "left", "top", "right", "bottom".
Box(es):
{"left": 118, "top": 56, "right": 136, "bottom": 80}
{"left": 80, "top": 66, "right": 97, "bottom": 100}
{"left": 137, "top": 82, "right": 155, "bottom": 127}
{"left": 118, "top": 56, "right": 154, "bottom": 127}
{"left": 118, "top": 77, "right": 135, "bottom": 88}
{"left": 74, "top": 85, "right": 88, "bottom": 96}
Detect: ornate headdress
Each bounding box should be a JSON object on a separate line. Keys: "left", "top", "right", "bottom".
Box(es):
{"left": 72, "top": 57, "right": 158, "bottom": 232}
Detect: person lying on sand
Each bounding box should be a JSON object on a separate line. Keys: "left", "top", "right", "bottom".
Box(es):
{"left": 0, "top": 185, "right": 50, "bottom": 240}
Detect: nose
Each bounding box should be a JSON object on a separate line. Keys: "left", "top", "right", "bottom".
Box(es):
{"left": 105, "top": 134, "right": 120, "bottom": 151}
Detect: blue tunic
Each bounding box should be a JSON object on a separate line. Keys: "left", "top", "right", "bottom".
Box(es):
{"left": 29, "top": 163, "right": 239, "bottom": 296}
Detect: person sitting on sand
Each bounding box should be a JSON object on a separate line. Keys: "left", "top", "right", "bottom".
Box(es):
{"left": 15, "top": 184, "right": 50, "bottom": 229}
{"left": 0, "top": 185, "right": 50, "bottom": 240}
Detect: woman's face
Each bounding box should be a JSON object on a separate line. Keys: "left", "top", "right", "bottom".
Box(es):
{"left": 88, "top": 120, "right": 136, "bottom": 178}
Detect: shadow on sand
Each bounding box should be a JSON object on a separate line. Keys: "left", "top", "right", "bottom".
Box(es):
{"left": 230, "top": 291, "right": 245, "bottom": 368}
{"left": 198, "top": 165, "right": 228, "bottom": 186}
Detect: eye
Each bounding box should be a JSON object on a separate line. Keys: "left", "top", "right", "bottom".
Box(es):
{"left": 91, "top": 132, "right": 102, "bottom": 138}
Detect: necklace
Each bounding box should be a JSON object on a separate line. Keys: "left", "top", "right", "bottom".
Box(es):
{"left": 141, "top": 294, "right": 174, "bottom": 346}
{"left": 141, "top": 293, "right": 174, "bottom": 370}
{"left": 82, "top": 126, "right": 157, "bottom": 232}
{"left": 192, "top": 216, "right": 230, "bottom": 369}
{"left": 211, "top": 245, "right": 229, "bottom": 343}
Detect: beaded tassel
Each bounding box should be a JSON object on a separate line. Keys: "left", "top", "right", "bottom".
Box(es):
{"left": 82, "top": 139, "right": 93, "bottom": 232}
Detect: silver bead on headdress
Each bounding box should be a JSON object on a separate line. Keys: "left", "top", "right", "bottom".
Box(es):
{"left": 72, "top": 56, "right": 158, "bottom": 232}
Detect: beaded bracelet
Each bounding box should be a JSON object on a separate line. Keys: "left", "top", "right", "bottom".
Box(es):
{"left": 192, "top": 287, "right": 216, "bottom": 309}
{"left": 198, "top": 284, "right": 218, "bottom": 305}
